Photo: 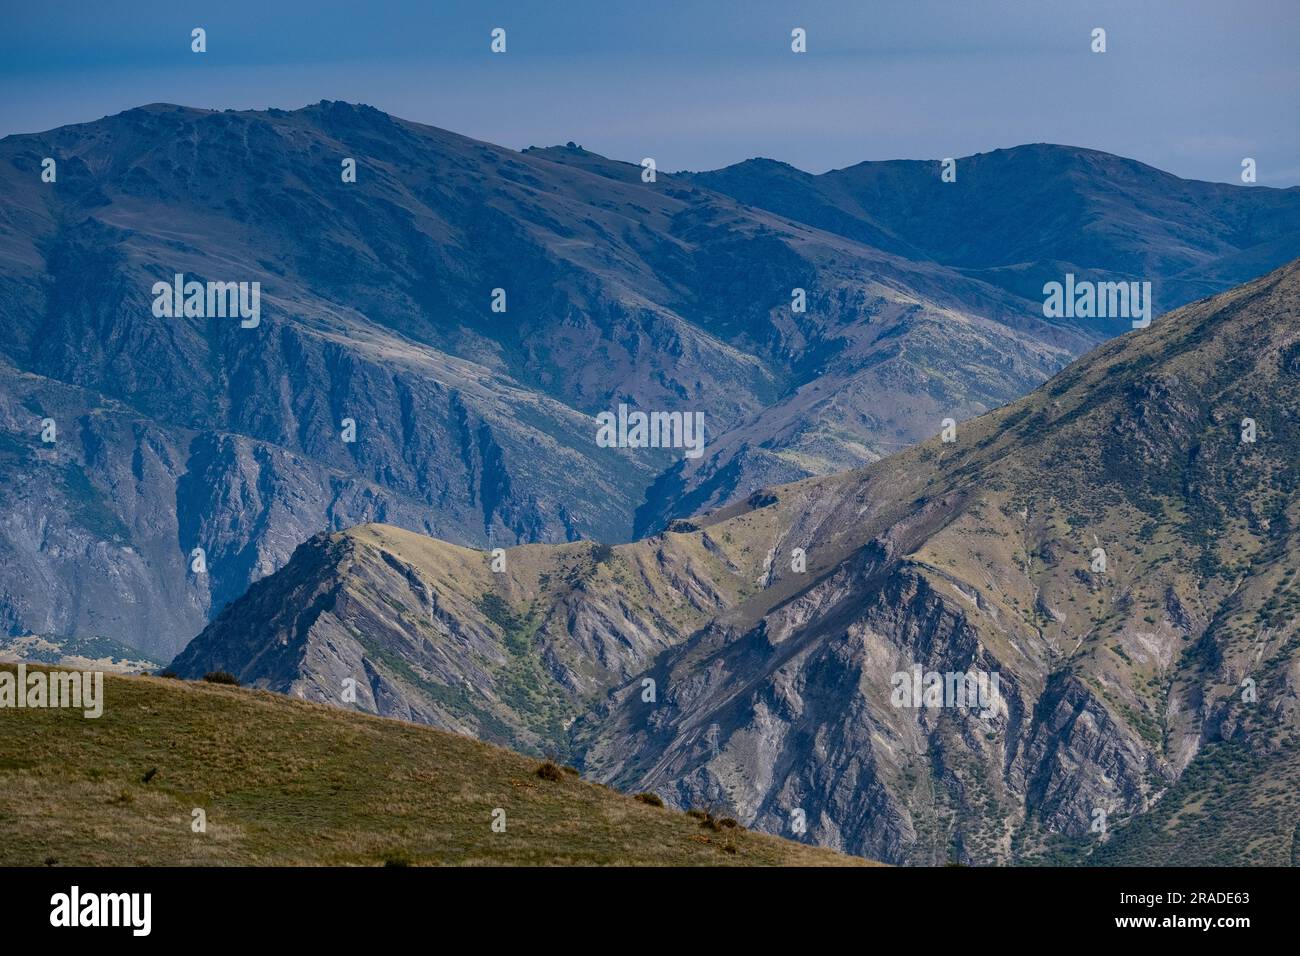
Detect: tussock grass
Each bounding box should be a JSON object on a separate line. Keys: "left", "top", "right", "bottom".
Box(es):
{"left": 0, "top": 666, "right": 872, "bottom": 867}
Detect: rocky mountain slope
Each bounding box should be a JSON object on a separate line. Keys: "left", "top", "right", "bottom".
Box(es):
{"left": 657, "top": 145, "right": 1300, "bottom": 529}
{"left": 175, "top": 259, "right": 1300, "bottom": 865}
{"left": 169, "top": 520, "right": 774, "bottom": 757}
{"left": 686, "top": 144, "right": 1300, "bottom": 322}
{"left": 0, "top": 633, "right": 161, "bottom": 674}
{"left": 3, "top": 102, "right": 1298, "bottom": 658}
{"left": 0, "top": 665, "right": 869, "bottom": 866}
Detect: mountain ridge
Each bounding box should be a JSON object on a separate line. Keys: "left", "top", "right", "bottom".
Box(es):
{"left": 3, "top": 100, "right": 1300, "bottom": 659}
{"left": 174, "top": 257, "right": 1300, "bottom": 864}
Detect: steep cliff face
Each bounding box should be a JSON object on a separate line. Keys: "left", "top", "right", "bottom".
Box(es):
{"left": 6, "top": 102, "right": 1298, "bottom": 657}
{"left": 0, "top": 350, "right": 624, "bottom": 658}
{"left": 580, "top": 260, "right": 1300, "bottom": 864}
{"left": 177, "top": 261, "right": 1300, "bottom": 864}
{"left": 170, "top": 518, "right": 782, "bottom": 756}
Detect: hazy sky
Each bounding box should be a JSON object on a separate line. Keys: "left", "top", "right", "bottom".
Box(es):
{"left": 2, "top": 0, "right": 1298, "bottom": 184}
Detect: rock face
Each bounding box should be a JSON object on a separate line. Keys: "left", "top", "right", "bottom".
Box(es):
{"left": 171, "top": 521, "right": 775, "bottom": 757}
{"left": 2, "top": 101, "right": 1298, "bottom": 659}
{"left": 176, "top": 260, "right": 1300, "bottom": 865}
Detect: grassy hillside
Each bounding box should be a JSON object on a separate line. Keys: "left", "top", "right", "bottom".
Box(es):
{"left": 0, "top": 665, "right": 870, "bottom": 866}
{"left": 1082, "top": 739, "right": 1300, "bottom": 866}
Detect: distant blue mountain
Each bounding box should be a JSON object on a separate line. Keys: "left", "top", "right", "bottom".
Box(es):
{"left": 0, "top": 101, "right": 1297, "bottom": 656}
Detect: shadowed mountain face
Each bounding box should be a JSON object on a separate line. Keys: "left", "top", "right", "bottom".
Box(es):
{"left": 175, "top": 260, "right": 1300, "bottom": 865}
{"left": 685, "top": 145, "right": 1300, "bottom": 324}
{"left": 2, "top": 101, "right": 1298, "bottom": 657}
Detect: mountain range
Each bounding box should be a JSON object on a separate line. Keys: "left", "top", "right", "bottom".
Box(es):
{"left": 175, "top": 258, "right": 1300, "bottom": 865}
{"left": 3, "top": 101, "right": 1300, "bottom": 659}
{"left": 4, "top": 102, "right": 1300, "bottom": 866}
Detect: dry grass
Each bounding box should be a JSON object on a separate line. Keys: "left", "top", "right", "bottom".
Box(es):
{"left": 0, "top": 666, "right": 874, "bottom": 867}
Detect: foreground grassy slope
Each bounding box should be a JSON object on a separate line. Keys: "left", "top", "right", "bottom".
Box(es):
{"left": 0, "top": 666, "right": 869, "bottom": 866}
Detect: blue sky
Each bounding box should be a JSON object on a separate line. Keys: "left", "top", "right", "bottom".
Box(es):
{"left": 2, "top": 0, "right": 1297, "bottom": 184}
